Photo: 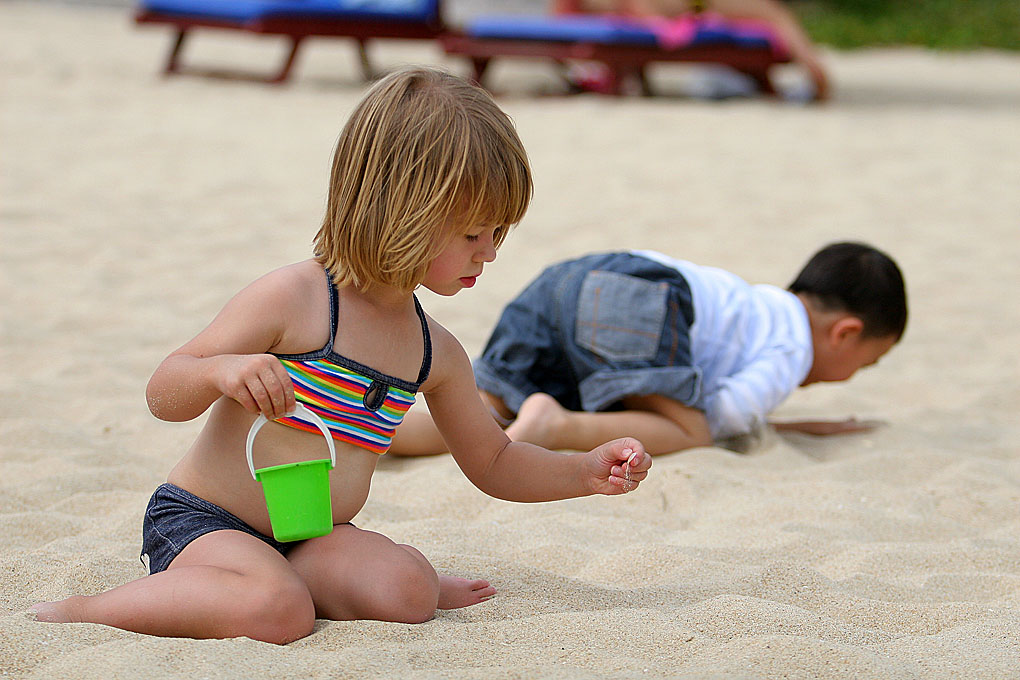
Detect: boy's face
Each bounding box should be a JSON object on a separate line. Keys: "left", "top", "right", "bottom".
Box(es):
{"left": 808, "top": 333, "right": 898, "bottom": 384}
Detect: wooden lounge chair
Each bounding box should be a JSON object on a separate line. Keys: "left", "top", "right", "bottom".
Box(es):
{"left": 134, "top": 0, "right": 445, "bottom": 83}
{"left": 440, "top": 13, "right": 791, "bottom": 96}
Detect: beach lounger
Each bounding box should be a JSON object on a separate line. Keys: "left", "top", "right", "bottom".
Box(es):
{"left": 134, "top": 0, "right": 444, "bottom": 83}
{"left": 440, "top": 13, "right": 790, "bottom": 96}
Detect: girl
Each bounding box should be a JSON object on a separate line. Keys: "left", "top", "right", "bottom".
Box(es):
{"left": 31, "top": 67, "right": 649, "bottom": 644}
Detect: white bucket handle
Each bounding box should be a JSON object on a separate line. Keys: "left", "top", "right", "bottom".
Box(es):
{"left": 246, "top": 403, "right": 337, "bottom": 481}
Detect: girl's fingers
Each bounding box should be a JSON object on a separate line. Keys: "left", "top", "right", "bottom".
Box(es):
{"left": 247, "top": 378, "right": 275, "bottom": 417}
{"left": 265, "top": 364, "right": 293, "bottom": 411}
{"left": 260, "top": 371, "right": 287, "bottom": 419}
{"left": 267, "top": 360, "right": 295, "bottom": 415}
{"left": 234, "top": 390, "right": 259, "bottom": 414}
{"left": 612, "top": 464, "right": 645, "bottom": 478}
{"left": 608, "top": 475, "right": 638, "bottom": 493}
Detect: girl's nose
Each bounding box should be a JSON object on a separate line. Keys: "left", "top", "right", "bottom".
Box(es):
{"left": 477, "top": 242, "right": 497, "bottom": 263}
{"left": 475, "top": 232, "right": 497, "bottom": 262}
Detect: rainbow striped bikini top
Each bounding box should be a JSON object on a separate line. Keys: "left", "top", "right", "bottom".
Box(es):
{"left": 272, "top": 272, "right": 431, "bottom": 455}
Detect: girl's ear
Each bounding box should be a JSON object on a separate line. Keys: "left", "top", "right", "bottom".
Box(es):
{"left": 830, "top": 316, "right": 864, "bottom": 347}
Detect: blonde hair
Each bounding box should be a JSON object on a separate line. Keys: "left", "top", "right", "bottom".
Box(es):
{"left": 314, "top": 67, "right": 533, "bottom": 292}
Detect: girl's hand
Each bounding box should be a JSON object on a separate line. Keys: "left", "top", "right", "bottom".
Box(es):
{"left": 213, "top": 354, "right": 296, "bottom": 420}
{"left": 584, "top": 438, "right": 650, "bottom": 495}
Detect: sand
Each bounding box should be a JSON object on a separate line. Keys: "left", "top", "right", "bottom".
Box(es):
{"left": 2, "top": 2, "right": 1019, "bottom": 677}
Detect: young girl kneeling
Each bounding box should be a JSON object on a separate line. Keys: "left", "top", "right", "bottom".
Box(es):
{"left": 31, "top": 67, "right": 649, "bottom": 644}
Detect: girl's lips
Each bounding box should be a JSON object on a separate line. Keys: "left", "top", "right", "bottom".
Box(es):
{"left": 459, "top": 276, "right": 477, "bottom": 288}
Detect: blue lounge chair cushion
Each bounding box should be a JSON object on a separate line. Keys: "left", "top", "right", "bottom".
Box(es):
{"left": 466, "top": 14, "right": 775, "bottom": 50}
{"left": 467, "top": 16, "right": 658, "bottom": 46}
{"left": 139, "top": 0, "right": 439, "bottom": 23}
{"left": 688, "top": 21, "right": 772, "bottom": 49}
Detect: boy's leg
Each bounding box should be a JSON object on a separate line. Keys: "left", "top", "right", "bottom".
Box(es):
{"left": 287, "top": 524, "right": 494, "bottom": 623}
{"left": 32, "top": 530, "right": 315, "bottom": 644}
{"left": 507, "top": 392, "right": 712, "bottom": 454}
{"left": 479, "top": 390, "right": 515, "bottom": 424}
{"left": 388, "top": 408, "right": 449, "bottom": 455}
{"left": 388, "top": 391, "right": 513, "bottom": 457}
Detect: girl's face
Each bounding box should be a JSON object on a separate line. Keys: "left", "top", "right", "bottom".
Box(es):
{"left": 421, "top": 223, "right": 501, "bottom": 297}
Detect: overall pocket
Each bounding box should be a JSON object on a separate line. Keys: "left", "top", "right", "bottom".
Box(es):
{"left": 575, "top": 269, "right": 668, "bottom": 362}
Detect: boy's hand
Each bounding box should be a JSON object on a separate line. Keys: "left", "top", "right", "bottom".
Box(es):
{"left": 771, "top": 418, "right": 885, "bottom": 436}
{"left": 584, "top": 438, "right": 650, "bottom": 495}
{"left": 214, "top": 354, "right": 296, "bottom": 419}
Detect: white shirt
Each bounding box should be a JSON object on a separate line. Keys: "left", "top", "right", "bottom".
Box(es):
{"left": 633, "top": 250, "right": 813, "bottom": 439}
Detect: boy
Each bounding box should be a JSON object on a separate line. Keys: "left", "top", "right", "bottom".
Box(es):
{"left": 391, "top": 242, "right": 906, "bottom": 455}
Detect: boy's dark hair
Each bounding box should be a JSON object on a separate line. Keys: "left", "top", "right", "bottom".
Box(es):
{"left": 788, "top": 242, "right": 907, "bottom": 340}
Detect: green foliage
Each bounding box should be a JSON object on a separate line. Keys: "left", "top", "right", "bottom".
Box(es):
{"left": 790, "top": 0, "right": 1020, "bottom": 50}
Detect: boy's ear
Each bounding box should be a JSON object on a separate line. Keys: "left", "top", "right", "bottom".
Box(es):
{"left": 829, "top": 316, "right": 864, "bottom": 347}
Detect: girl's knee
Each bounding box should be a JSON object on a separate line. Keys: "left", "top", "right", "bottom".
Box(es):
{"left": 241, "top": 577, "right": 316, "bottom": 644}
{"left": 376, "top": 547, "right": 440, "bottom": 624}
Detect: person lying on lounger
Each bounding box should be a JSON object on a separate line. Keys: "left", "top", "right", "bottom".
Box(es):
{"left": 391, "top": 242, "right": 907, "bottom": 456}
{"left": 553, "top": 0, "right": 831, "bottom": 99}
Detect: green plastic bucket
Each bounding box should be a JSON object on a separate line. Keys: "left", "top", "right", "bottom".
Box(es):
{"left": 246, "top": 403, "right": 336, "bottom": 542}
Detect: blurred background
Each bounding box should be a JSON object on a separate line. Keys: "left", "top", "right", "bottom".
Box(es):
{"left": 40, "top": 0, "right": 1020, "bottom": 51}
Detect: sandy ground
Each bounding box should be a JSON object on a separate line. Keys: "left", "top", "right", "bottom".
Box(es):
{"left": 2, "top": 2, "right": 1019, "bottom": 677}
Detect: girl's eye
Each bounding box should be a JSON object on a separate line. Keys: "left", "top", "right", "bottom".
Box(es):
{"left": 465, "top": 233, "right": 481, "bottom": 242}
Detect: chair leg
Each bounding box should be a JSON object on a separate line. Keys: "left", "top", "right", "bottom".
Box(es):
{"left": 739, "top": 67, "right": 777, "bottom": 96}
{"left": 602, "top": 67, "right": 622, "bottom": 95}
{"left": 608, "top": 65, "right": 652, "bottom": 96}
{"left": 637, "top": 66, "right": 653, "bottom": 97}
{"left": 469, "top": 57, "right": 491, "bottom": 86}
{"left": 356, "top": 39, "right": 373, "bottom": 81}
{"left": 164, "top": 28, "right": 188, "bottom": 75}
{"left": 601, "top": 63, "right": 647, "bottom": 96}
{"left": 273, "top": 36, "right": 303, "bottom": 83}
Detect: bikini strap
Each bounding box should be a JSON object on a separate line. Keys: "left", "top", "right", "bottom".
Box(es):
{"left": 324, "top": 267, "right": 431, "bottom": 390}
{"left": 323, "top": 267, "right": 339, "bottom": 354}
{"left": 412, "top": 294, "right": 432, "bottom": 387}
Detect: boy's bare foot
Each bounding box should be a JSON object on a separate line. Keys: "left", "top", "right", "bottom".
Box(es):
{"left": 30, "top": 596, "right": 86, "bottom": 623}
{"left": 504, "top": 393, "right": 568, "bottom": 449}
{"left": 437, "top": 576, "right": 495, "bottom": 610}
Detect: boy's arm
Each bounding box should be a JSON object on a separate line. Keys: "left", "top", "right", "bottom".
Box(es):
{"left": 704, "top": 348, "right": 806, "bottom": 440}
{"left": 618, "top": 393, "right": 713, "bottom": 453}
{"left": 422, "top": 326, "right": 649, "bottom": 501}
{"left": 146, "top": 270, "right": 299, "bottom": 422}
{"left": 770, "top": 418, "right": 884, "bottom": 436}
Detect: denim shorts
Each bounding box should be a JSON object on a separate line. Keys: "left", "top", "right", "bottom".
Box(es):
{"left": 140, "top": 483, "right": 296, "bottom": 574}
{"left": 473, "top": 252, "right": 701, "bottom": 414}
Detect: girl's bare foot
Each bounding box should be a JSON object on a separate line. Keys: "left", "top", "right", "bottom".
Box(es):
{"left": 504, "top": 393, "right": 569, "bottom": 449}
{"left": 30, "top": 596, "right": 86, "bottom": 623}
{"left": 436, "top": 576, "right": 495, "bottom": 610}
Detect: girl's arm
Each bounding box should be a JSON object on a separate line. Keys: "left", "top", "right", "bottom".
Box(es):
{"left": 422, "top": 327, "right": 649, "bottom": 502}
{"left": 146, "top": 269, "right": 302, "bottom": 422}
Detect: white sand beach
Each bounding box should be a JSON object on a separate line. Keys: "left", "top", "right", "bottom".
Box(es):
{"left": 2, "top": 2, "right": 1019, "bottom": 677}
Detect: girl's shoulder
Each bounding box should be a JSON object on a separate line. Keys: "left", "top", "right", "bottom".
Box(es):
{"left": 421, "top": 312, "right": 457, "bottom": 353}
{"left": 243, "top": 260, "right": 332, "bottom": 354}
{"left": 418, "top": 312, "right": 473, "bottom": 392}
{"left": 245, "top": 259, "right": 325, "bottom": 303}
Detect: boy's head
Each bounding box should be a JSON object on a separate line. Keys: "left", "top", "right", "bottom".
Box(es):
{"left": 789, "top": 242, "right": 907, "bottom": 384}
{"left": 315, "top": 67, "right": 533, "bottom": 293}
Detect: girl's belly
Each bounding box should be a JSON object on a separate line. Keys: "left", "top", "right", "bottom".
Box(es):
{"left": 168, "top": 401, "right": 377, "bottom": 535}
